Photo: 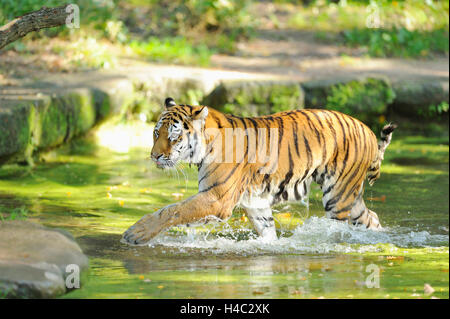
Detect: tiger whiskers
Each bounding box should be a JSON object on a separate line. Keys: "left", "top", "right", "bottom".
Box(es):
{"left": 175, "top": 162, "right": 189, "bottom": 192}
{"left": 167, "top": 159, "right": 182, "bottom": 185}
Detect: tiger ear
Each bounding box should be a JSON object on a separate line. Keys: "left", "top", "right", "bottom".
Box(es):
{"left": 192, "top": 106, "right": 208, "bottom": 120}
{"left": 164, "top": 97, "right": 177, "bottom": 108}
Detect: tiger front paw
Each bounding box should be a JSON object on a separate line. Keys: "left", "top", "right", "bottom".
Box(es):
{"left": 121, "top": 225, "right": 152, "bottom": 246}
{"left": 121, "top": 213, "right": 160, "bottom": 246}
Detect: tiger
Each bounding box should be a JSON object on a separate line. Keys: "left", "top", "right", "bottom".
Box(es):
{"left": 122, "top": 97, "right": 396, "bottom": 245}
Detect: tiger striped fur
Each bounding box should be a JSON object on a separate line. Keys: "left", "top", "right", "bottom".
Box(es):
{"left": 122, "top": 98, "right": 396, "bottom": 245}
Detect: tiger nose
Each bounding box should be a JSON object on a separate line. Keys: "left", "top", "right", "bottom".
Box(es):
{"left": 150, "top": 152, "right": 159, "bottom": 161}
{"left": 152, "top": 153, "right": 169, "bottom": 162}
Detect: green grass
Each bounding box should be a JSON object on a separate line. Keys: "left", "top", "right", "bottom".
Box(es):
{"left": 0, "top": 206, "right": 29, "bottom": 221}
{"left": 129, "top": 37, "right": 214, "bottom": 67}
{"left": 343, "top": 27, "right": 449, "bottom": 58}
{"left": 51, "top": 37, "right": 118, "bottom": 69}
{"left": 287, "top": 0, "right": 449, "bottom": 58}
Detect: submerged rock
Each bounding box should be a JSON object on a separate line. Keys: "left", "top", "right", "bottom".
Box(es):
{"left": 0, "top": 220, "right": 88, "bottom": 298}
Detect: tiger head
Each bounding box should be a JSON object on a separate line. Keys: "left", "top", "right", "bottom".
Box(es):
{"left": 150, "top": 97, "right": 209, "bottom": 169}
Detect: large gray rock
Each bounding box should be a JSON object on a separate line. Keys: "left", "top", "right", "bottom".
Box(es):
{"left": 0, "top": 221, "right": 88, "bottom": 298}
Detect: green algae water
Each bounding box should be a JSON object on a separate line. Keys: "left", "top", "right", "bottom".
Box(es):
{"left": 0, "top": 121, "right": 448, "bottom": 299}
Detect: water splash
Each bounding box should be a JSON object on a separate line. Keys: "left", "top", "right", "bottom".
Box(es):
{"left": 149, "top": 216, "right": 449, "bottom": 255}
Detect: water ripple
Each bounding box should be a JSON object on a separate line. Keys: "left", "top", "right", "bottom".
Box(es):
{"left": 148, "top": 216, "right": 449, "bottom": 255}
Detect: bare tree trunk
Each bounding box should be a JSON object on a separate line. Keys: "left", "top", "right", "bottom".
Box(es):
{"left": 0, "top": 4, "right": 72, "bottom": 50}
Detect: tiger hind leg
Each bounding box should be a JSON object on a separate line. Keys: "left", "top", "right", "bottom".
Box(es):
{"left": 349, "top": 194, "right": 382, "bottom": 230}
{"left": 244, "top": 206, "right": 277, "bottom": 240}
{"left": 321, "top": 175, "right": 381, "bottom": 230}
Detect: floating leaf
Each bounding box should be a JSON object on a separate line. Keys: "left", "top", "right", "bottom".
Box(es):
{"left": 367, "top": 195, "right": 386, "bottom": 202}
{"left": 424, "top": 283, "right": 435, "bottom": 295}
{"left": 386, "top": 256, "right": 404, "bottom": 261}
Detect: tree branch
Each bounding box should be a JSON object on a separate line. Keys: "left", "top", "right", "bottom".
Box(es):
{"left": 0, "top": 4, "right": 72, "bottom": 50}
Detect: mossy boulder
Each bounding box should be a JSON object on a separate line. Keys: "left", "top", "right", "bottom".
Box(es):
{"left": 131, "top": 78, "right": 206, "bottom": 121}
{"left": 91, "top": 88, "right": 112, "bottom": 123}
{"left": 0, "top": 102, "right": 35, "bottom": 165}
{"left": 202, "top": 80, "right": 304, "bottom": 117}
{"left": 303, "top": 77, "right": 396, "bottom": 126}
{"left": 303, "top": 78, "right": 344, "bottom": 109}
{"left": 38, "top": 90, "right": 97, "bottom": 150}
{"left": 0, "top": 88, "right": 114, "bottom": 165}
{"left": 391, "top": 80, "right": 449, "bottom": 118}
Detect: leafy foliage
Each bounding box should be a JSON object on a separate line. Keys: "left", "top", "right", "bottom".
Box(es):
{"left": 417, "top": 102, "right": 450, "bottom": 119}
{"left": 124, "top": 0, "right": 254, "bottom": 38}
{"left": 343, "top": 27, "right": 449, "bottom": 58}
